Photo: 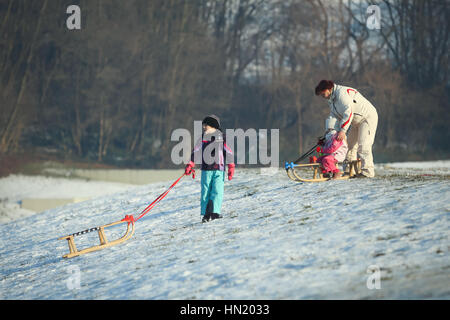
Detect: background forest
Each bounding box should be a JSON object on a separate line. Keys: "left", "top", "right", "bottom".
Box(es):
{"left": 0, "top": 0, "right": 449, "bottom": 170}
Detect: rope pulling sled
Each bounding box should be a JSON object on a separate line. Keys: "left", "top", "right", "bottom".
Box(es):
{"left": 58, "top": 170, "right": 195, "bottom": 258}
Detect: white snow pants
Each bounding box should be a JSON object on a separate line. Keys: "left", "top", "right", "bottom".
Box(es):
{"left": 345, "top": 113, "right": 378, "bottom": 177}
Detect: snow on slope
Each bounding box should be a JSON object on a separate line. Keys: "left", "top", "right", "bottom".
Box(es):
{"left": 0, "top": 162, "right": 449, "bottom": 299}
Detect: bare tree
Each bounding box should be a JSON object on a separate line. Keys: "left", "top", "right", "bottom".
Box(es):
{"left": 0, "top": 0, "right": 49, "bottom": 153}
{"left": 380, "top": 0, "right": 449, "bottom": 87}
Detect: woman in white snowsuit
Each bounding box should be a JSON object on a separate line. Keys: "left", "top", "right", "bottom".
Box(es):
{"left": 315, "top": 80, "right": 378, "bottom": 178}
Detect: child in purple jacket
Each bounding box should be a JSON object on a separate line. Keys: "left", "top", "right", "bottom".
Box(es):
{"left": 185, "top": 115, "right": 235, "bottom": 222}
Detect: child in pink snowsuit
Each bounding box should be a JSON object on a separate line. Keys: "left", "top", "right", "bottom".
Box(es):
{"left": 318, "top": 130, "right": 348, "bottom": 179}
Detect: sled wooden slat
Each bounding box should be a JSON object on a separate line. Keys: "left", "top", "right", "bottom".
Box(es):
{"left": 98, "top": 227, "right": 107, "bottom": 245}
{"left": 67, "top": 235, "right": 77, "bottom": 254}
{"left": 313, "top": 166, "right": 319, "bottom": 179}
{"left": 292, "top": 174, "right": 351, "bottom": 182}
{"left": 59, "top": 219, "right": 135, "bottom": 259}
{"left": 293, "top": 163, "right": 320, "bottom": 168}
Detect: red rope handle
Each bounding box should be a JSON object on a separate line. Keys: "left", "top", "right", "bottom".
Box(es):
{"left": 125, "top": 170, "right": 195, "bottom": 223}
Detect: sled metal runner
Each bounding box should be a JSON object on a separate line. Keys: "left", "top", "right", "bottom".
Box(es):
{"left": 58, "top": 217, "right": 135, "bottom": 258}
{"left": 285, "top": 160, "right": 361, "bottom": 182}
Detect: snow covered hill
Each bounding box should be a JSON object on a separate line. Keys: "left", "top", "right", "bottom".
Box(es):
{"left": 0, "top": 162, "right": 449, "bottom": 299}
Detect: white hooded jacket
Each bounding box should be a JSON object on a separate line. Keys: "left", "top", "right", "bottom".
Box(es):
{"left": 325, "top": 84, "right": 378, "bottom": 133}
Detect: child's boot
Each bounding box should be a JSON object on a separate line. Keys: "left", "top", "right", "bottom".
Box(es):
{"left": 210, "top": 213, "right": 222, "bottom": 220}
{"left": 202, "top": 212, "right": 211, "bottom": 223}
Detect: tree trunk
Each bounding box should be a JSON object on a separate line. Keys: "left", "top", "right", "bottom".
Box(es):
{"left": 0, "top": 0, "right": 49, "bottom": 153}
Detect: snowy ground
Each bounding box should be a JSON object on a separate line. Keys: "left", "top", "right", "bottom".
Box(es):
{"left": 0, "top": 162, "right": 449, "bottom": 299}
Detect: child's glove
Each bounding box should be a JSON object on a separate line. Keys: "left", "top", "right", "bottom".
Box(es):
{"left": 185, "top": 161, "right": 195, "bottom": 175}
{"left": 227, "top": 163, "right": 235, "bottom": 181}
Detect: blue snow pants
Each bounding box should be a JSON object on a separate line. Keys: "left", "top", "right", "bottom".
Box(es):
{"left": 200, "top": 170, "right": 225, "bottom": 216}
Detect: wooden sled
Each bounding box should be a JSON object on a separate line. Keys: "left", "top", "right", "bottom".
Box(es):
{"left": 287, "top": 160, "right": 361, "bottom": 182}
{"left": 59, "top": 217, "right": 135, "bottom": 258}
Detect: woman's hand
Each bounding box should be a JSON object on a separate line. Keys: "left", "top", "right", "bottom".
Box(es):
{"left": 336, "top": 131, "right": 346, "bottom": 141}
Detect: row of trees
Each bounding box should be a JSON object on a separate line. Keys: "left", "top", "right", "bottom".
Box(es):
{"left": 1, "top": 0, "right": 449, "bottom": 168}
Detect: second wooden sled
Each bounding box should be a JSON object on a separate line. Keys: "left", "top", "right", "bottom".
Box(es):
{"left": 58, "top": 216, "right": 135, "bottom": 258}
{"left": 286, "top": 160, "right": 361, "bottom": 182}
